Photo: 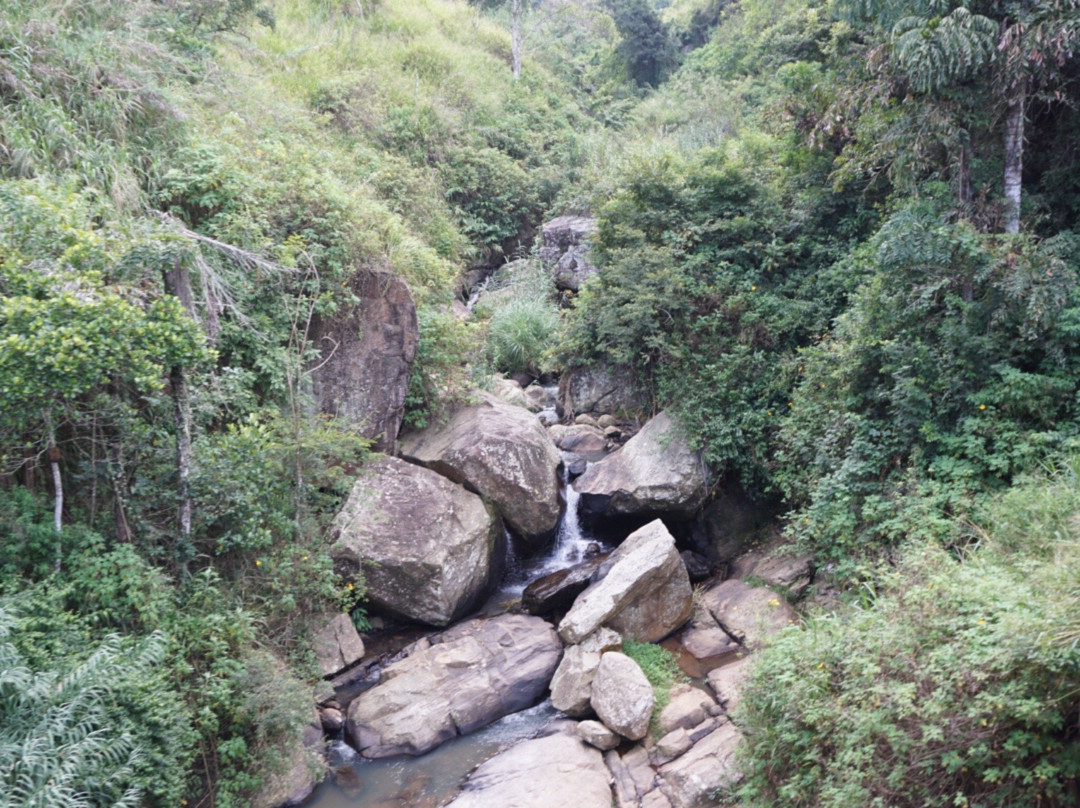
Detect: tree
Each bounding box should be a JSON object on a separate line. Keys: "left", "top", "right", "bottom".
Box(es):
{"left": 604, "top": 0, "right": 678, "bottom": 87}
{"left": 848, "top": 0, "right": 1080, "bottom": 233}
{"left": 471, "top": 0, "right": 543, "bottom": 79}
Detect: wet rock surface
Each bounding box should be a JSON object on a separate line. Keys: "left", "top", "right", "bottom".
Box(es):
{"left": 345, "top": 614, "right": 562, "bottom": 759}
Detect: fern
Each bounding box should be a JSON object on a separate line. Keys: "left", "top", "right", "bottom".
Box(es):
{"left": 892, "top": 8, "right": 996, "bottom": 93}
{"left": 0, "top": 607, "right": 162, "bottom": 808}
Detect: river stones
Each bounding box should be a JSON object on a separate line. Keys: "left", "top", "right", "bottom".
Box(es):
{"left": 574, "top": 411, "right": 708, "bottom": 520}
{"left": 558, "top": 519, "right": 693, "bottom": 644}
{"left": 331, "top": 456, "right": 502, "bottom": 627}
{"left": 308, "top": 269, "right": 418, "bottom": 452}
{"left": 699, "top": 578, "right": 797, "bottom": 648}
{"left": 399, "top": 391, "right": 561, "bottom": 547}
{"left": 578, "top": 719, "right": 620, "bottom": 751}
{"left": 345, "top": 614, "right": 562, "bottom": 758}
{"left": 312, "top": 613, "right": 366, "bottom": 677}
{"left": 590, "top": 652, "right": 654, "bottom": 741}
{"left": 445, "top": 731, "right": 612, "bottom": 808}
{"left": 657, "top": 684, "right": 716, "bottom": 736}
{"left": 549, "top": 627, "right": 622, "bottom": 716}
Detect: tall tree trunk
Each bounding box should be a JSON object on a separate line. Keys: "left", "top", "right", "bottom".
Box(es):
{"left": 163, "top": 263, "right": 195, "bottom": 568}
{"left": 1003, "top": 81, "right": 1025, "bottom": 234}
{"left": 111, "top": 427, "right": 133, "bottom": 544}
{"left": 45, "top": 415, "right": 62, "bottom": 573}
{"left": 511, "top": 0, "right": 524, "bottom": 79}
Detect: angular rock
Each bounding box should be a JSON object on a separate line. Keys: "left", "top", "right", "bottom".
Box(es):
{"left": 555, "top": 424, "right": 608, "bottom": 455}
{"left": 657, "top": 684, "right": 715, "bottom": 736}
{"left": 493, "top": 377, "right": 529, "bottom": 409}
{"left": 549, "top": 627, "right": 622, "bottom": 716}
{"left": 446, "top": 732, "right": 612, "bottom": 808}
{"left": 658, "top": 721, "right": 740, "bottom": 807}
{"left": 540, "top": 215, "right": 598, "bottom": 292}
{"left": 578, "top": 719, "right": 621, "bottom": 751}
{"left": 522, "top": 555, "right": 606, "bottom": 617}
{"left": 332, "top": 456, "right": 501, "bottom": 626}
{"left": 730, "top": 548, "right": 815, "bottom": 598}
{"left": 677, "top": 606, "right": 740, "bottom": 666}
{"left": 606, "top": 741, "right": 658, "bottom": 808}
{"left": 700, "top": 579, "right": 797, "bottom": 648}
{"left": 650, "top": 727, "right": 692, "bottom": 766}
{"left": 575, "top": 412, "right": 708, "bottom": 519}
{"left": 319, "top": 707, "right": 344, "bottom": 733}
{"left": 255, "top": 709, "right": 325, "bottom": 808}
{"left": 523, "top": 384, "right": 555, "bottom": 412}
{"left": 346, "top": 614, "right": 562, "bottom": 758}
{"left": 400, "top": 391, "right": 562, "bottom": 545}
{"left": 706, "top": 656, "right": 755, "bottom": 712}
{"left": 559, "top": 520, "right": 693, "bottom": 644}
{"left": 558, "top": 363, "right": 646, "bottom": 419}
{"left": 312, "top": 613, "right": 366, "bottom": 678}
{"left": 590, "top": 652, "right": 654, "bottom": 741}
{"left": 309, "top": 269, "right": 418, "bottom": 452}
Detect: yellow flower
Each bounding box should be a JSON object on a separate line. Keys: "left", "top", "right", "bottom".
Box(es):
{"left": 751, "top": 285, "right": 757, "bottom": 291}
{"left": 817, "top": 662, "right": 824, "bottom": 669}
{"left": 255, "top": 560, "right": 261, "bottom": 567}
{"left": 346, "top": 582, "right": 354, "bottom": 590}
{"left": 303, "top": 555, "right": 309, "bottom": 561}
{"left": 769, "top": 598, "right": 780, "bottom": 606}
{"left": 978, "top": 618, "right": 985, "bottom": 625}
{"left": 979, "top": 404, "right": 987, "bottom": 410}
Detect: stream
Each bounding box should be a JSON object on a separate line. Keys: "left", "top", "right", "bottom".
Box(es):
{"left": 308, "top": 450, "right": 612, "bottom": 807}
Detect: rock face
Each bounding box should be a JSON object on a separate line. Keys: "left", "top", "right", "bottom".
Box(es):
{"left": 540, "top": 215, "right": 598, "bottom": 292}
{"left": 308, "top": 269, "right": 419, "bottom": 452}
{"left": 730, "top": 545, "right": 815, "bottom": 597}
{"left": 446, "top": 732, "right": 612, "bottom": 808}
{"left": 255, "top": 709, "right": 325, "bottom": 808}
{"left": 575, "top": 412, "right": 708, "bottom": 520}
{"left": 400, "top": 391, "right": 562, "bottom": 546}
{"left": 700, "top": 578, "right": 797, "bottom": 647}
{"left": 657, "top": 721, "right": 741, "bottom": 807}
{"left": 331, "top": 456, "right": 501, "bottom": 626}
{"left": 312, "top": 614, "right": 366, "bottom": 677}
{"left": 590, "top": 652, "right": 654, "bottom": 741}
{"left": 558, "top": 363, "right": 645, "bottom": 418}
{"left": 690, "top": 488, "right": 772, "bottom": 564}
{"left": 346, "top": 614, "right": 562, "bottom": 758}
{"left": 558, "top": 520, "right": 693, "bottom": 644}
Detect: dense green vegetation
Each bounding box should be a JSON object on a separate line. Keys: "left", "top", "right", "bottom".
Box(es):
{"left": 2, "top": 0, "right": 1080, "bottom": 805}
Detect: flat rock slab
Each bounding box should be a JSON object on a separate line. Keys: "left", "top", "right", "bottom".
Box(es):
{"left": 400, "top": 391, "right": 562, "bottom": 546}
{"left": 700, "top": 578, "right": 797, "bottom": 648}
{"left": 575, "top": 411, "right": 708, "bottom": 519}
{"left": 706, "top": 656, "right": 755, "bottom": 712}
{"left": 332, "top": 456, "right": 501, "bottom": 626}
{"left": 559, "top": 519, "right": 693, "bottom": 644}
{"left": 346, "top": 614, "right": 562, "bottom": 758}
{"left": 446, "top": 732, "right": 612, "bottom": 808}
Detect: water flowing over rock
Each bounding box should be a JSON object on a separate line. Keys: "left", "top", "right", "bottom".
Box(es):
{"left": 590, "top": 651, "right": 654, "bottom": 741}
{"left": 700, "top": 578, "right": 797, "bottom": 648}
{"left": 345, "top": 614, "right": 562, "bottom": 758}
{"left": 558, "top": 519, "right": 693, "bottom": 644}
{"left": 312, "top": 613, "right": 366, "bottom": 677}
{"left": 574, "top": 412, "right": 708, "bottom": 520}
{"left": 399, "top": 391, "right": 562, "bottom": 546}
{"left": 521, "top": 554, "right": 606, "bottom": 616}
{"left": 540, "top": 215, "right": 598, "bottom": 292}
{"left": 331, "top": 456, "right": 501, "bottom": 626}
{"left": 445, "top": 731, "right": 612, "bottom": 808}
{"left": 308, "top": 269, "right": 418, "bottom": 452}
{"left": 558, "top": 363, "right": 645, "bottom": 419}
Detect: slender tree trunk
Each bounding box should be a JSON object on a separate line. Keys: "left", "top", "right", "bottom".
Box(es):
{"left": 111, "top": 431, "right": 133, "bottom": 544}
{"left": 45, "top": 415, "right": 62, "bottom": 573}
{"left": 1003, "top": 81, "right": 1025, "bottom": 234}
{"left": 511, "top": 0, "right": 524, "bottom": 79}
{"left": 163, "top": 263, "right": 195, "bottom": 568}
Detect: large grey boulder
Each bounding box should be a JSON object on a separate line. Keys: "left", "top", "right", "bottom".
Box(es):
{"left": 657, "top": 721, "right": 741, "bottom": 807}
{"left": 346, "top": 614, "right": 562, "bottom": 758}
{"left": 445, "top": 731, "right": 612, "bottom": 808}
{"left": 700, "top": 578, "right": 797, "bottom": 648}
{"left": 540, "top": 215, "right": 598, "bottom": 292}
{"left": 309, "top": 269, "right": 418, "bottom": 452}
{"left": 331, "top": 456, "right": 501, "bottom": 626}
{"left": 590, "top": 651, "right": 654, "bottom": 741}
{"left": 558, "top": 363, "right": 645, "bottom": 419}
{"left": 400, "top": 391, "right": 562, "bottom": 546}
{"left": 549, "top": 627, "right": 622, "bottom": 716}
{"left": 522, "top": 555, "right": 606, "bottom": 617}
{"left": 558, "top": 520, "right": 693, "bottom": 644}
{"left": 312, "top": 614, "right": 365, "bottom": 677}
{"left": 575, "top": 412, "right": 708, "bottom": 520}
